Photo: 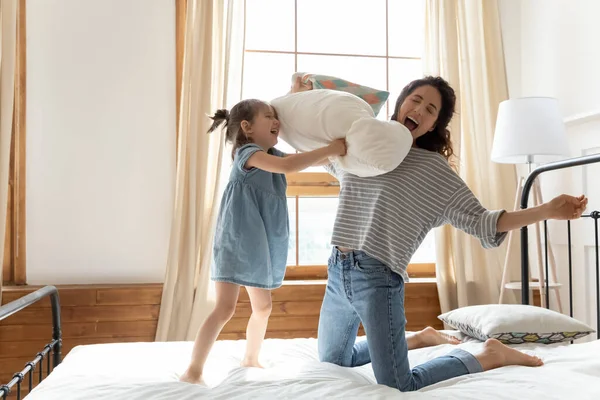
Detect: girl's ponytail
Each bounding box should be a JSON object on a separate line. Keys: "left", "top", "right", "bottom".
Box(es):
{"left": 207, "top": 109, "right": 230, "bottom": 138}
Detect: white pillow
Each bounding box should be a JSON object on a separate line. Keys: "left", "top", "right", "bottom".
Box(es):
{"left": 439, "top": 304, "right": 595, "bottom": 344}
{"left": 270, "top": 90, "right": 412, "bottom": 177}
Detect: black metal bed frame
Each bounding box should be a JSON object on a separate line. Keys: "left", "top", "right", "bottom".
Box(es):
{"left": 0, "top": 286, "right": 62, "bottom": 400}
{"left": 520, "top": 152, "right": 600, "bottom": 337}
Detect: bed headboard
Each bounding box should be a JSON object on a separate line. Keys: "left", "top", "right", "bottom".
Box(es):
{"left": 0, "top": 286, "right": 62, "bottom": 399}
{"left": 520, "top": 152, "right": 600, "bottom": 337}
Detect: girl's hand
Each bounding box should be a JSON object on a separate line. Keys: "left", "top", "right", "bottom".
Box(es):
{"left": 328, "top": 138, "right": 347, "bottom": 157}
{"left": 291, "top": 75, "right": 313, "bottom": 93}
{"left": 544, "top": 194, "right": 588, "bottom": 220}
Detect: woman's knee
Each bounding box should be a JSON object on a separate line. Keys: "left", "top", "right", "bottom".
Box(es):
{"left": 318, "top": 346, "right": 339, "bottom": 364}
{"left": 318, "top": 340, "right": 354, "bottom": 367}
{"left": 318, "top": 351, "right": 354, "bottom": 367}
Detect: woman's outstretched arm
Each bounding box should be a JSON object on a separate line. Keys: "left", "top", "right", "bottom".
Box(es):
{"left": 496, "top": 194, "right": 588, "bottom": 233}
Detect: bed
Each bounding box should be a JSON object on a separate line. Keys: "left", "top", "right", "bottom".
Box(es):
{"left": 10, "top": 335, "right": 600, "bottom": 399}
{"left": 2, "top": 153, "right": 600, "bottom": 399}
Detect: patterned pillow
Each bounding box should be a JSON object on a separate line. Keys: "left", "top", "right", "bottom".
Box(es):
{"left": 438, "top": 304, "right": 595, "bottom": 345}
{"left": 293, "top": 72, "right": 389, "bottom": 117}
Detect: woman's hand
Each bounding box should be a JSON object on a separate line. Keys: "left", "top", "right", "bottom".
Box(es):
{"left": 543, "top": 194, "right": 588, "bottom": 220}
{"left": 290, "top": 75, "right": 313, "bottom": 93}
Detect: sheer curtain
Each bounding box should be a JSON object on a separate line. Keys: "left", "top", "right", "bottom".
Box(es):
{"left": 424, "top": 0, "right": 519, "bottom": 313}
{"left": 155, "top": 0, "right": 244, "bottom": 341}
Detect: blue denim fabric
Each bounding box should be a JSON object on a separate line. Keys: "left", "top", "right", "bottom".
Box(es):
{"left": 211, "top": 144, "right": 288, "bottom": 289}
{"left": 318, "top": 247, "right": 483, "bottom": 391}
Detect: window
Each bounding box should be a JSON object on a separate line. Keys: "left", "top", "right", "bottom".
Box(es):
{"left": 243, "top": 0, "right": 434, "bottom": 279}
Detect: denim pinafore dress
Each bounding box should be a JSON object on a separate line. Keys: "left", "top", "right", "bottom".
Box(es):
{"left": 211, "top": 144, "right": 289, "bottom": 289}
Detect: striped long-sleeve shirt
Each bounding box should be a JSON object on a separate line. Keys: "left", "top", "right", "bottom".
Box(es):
{"left": 326, "top": 147, "right": 507, "bottom": 281}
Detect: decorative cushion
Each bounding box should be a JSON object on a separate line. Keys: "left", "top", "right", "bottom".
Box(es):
{"left": 293, "top": 72, "right": 389, "bottom": 117}
{"left": 438, "top": 304, "right": 595, "bottom": 344}
{"left": 270, "top": 88, "right": 412, "bottom": 177}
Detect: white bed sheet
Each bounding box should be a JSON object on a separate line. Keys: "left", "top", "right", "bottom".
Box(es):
{"left": 25, "top": 333, "right": 600, "bottom": 399}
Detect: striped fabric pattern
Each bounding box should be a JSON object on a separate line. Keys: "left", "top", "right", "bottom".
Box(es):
{"left": 326, "top": 147, "right": 507, "bottom": 281}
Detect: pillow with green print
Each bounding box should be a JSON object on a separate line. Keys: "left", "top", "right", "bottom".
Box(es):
{"left": 293, "top": 72, "right": 389, "bottom": 117}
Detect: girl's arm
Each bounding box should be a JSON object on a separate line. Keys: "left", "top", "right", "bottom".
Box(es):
{"left": 281, "top": 154, "right": 330, "bottom": 166}
{"left": 311, "top": 157, "right": 334, "bottom": 167}
{"left": 496, "top": 194, "right": 588, "bottom": 233}
{"left": 246, "top": 139, "right": 346, "bottom": 174}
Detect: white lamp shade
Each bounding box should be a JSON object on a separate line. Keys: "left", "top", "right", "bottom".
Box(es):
{"left": 491, "top": 97, "right": 569, "bottom": 164}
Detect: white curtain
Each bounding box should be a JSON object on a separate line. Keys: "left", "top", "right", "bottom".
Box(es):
{"left": 155, "top": 0, "right": 244, "bottom": 341}
{"left": 424, "top": 0, "right": 520, "bottom": 313}
{"left": 0, "top": 0, "right": 18, "bottom": 304}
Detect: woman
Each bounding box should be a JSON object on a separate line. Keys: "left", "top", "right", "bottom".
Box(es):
{"left": 314, "top": 76, "right": 587, "bottom": 391}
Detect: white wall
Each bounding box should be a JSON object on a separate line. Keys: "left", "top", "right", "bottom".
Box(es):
{"left": 26, "top": 0, "right": 176, "bottom": 284}
{"left": 499, "top": 0, "right": 600, "bottom": 336}
{"left": 497, "top": 0, "right": 521, "bottom": 99}
{"left": 499, "top": 0, "right": 600, "bottom": 118}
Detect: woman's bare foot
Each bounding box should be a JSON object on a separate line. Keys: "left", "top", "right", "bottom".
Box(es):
{"left": 179, "top": 368, "right": 204, "bottom": 385}
{"left": 410, "top": 326, "right": 461, "bottom": 349}
{"left": 476, "top": 338, "right": 544, "bottom": 371}
{"left": 240, "top": 358, "right": 265, "bottom": 368}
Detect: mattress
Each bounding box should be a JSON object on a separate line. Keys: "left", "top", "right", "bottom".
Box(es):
{"left": 25, "top": 332, "right": 600, "bottom": 399}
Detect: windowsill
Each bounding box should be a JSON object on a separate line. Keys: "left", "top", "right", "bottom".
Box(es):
{"left": 1, "top": 283, "right": 164, "bottom": 291}
{"left": 282, "top": 277, "right": 437, "bottom": 286}
{"left": 282, "top": 279, "right": 328, "bottom": 286}
{"left": 285, "top": 264, "right": 436, "bottom": 281}
{"left": 405, "top": 277, "right": 437, "bottom": 284}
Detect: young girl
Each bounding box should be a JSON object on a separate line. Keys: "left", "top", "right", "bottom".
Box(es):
{"left": 179, "top": 97, "right": 346, "bottom": 384}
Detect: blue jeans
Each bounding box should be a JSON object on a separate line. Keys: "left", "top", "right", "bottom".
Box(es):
{"left": 318, "top": 247, "right": 483, "bottom": 391}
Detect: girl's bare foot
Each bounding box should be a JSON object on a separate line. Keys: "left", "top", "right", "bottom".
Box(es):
{"left": 179, "top": 368, "right": 204, "bottom": 385}
{"left": 416, "top": 326, "right": 461, "bottom": 347}
{"left": 240, "top": 358, "right": 265, "bottom": 368}
{"left": 476, "top": 338, "right": 544, "bottom": 370}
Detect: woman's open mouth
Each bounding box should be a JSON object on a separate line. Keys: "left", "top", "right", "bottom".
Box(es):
{"left": 404, "top": 116, "right": 419, "bottom": 132}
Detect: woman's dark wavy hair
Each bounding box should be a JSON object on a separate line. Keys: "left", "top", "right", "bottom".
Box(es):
{"left": 390, "top": 76, "right": 456, "bottom": 161}
{"left": 207, "top": 99, "right": 269, "bottom": 159}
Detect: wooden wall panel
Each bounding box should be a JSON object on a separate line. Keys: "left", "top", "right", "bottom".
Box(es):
{"left": 220, "top": 280, "right": 443, "bottom": 339}
{"left": 0, "top": 284, "right": 162, "bottom": 397}
{"left": 0, "top": 280, "right": 442, "bottom": 398}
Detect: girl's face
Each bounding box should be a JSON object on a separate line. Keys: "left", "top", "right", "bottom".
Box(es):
{"left": 241, "top": 105, "right": 280, "bottom": 150}
{"left": 395, "top": 85, "right": 442, "bottom": 143}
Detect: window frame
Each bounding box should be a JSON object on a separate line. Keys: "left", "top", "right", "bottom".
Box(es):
{"left": 3, "top": 0, "right": 27, "bottom": 285}
{"left": 283, "top": 172, "right": 435, "bottom": 281}
{"left": 240, "top": 1, "right": 434, "bottom": 281}
{"left": 284, "top": 172, "right": 337, "bottom": 280}
{"left": 242, "top": 0, "right": 424, "bottom": 121}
